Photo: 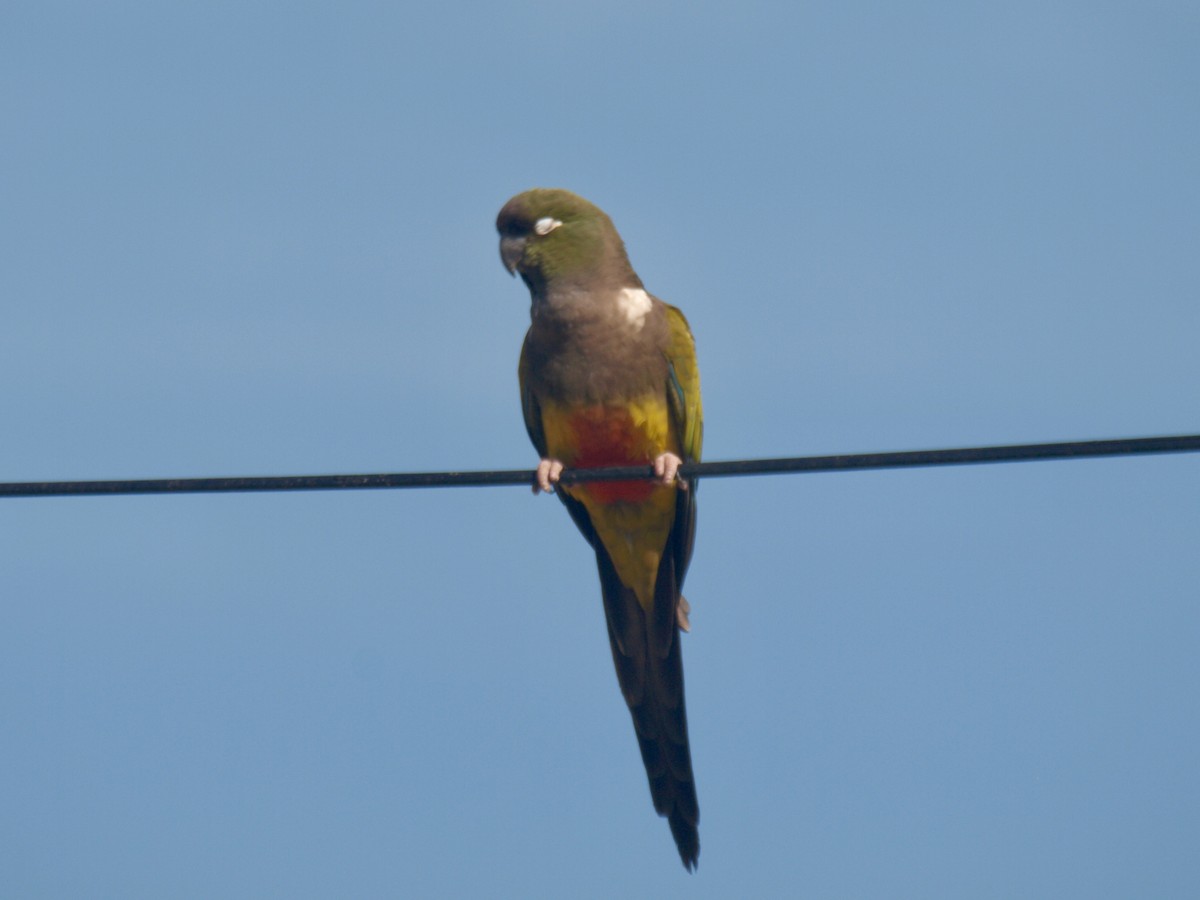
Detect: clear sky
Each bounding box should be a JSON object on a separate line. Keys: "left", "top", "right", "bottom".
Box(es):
{"left": 2, "top": 2, "right": 1198, "bottom": 897}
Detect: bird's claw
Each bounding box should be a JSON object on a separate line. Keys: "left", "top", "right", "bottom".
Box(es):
{"left": 676, "top": 594, "right": 692, "bottom": 632}
{"left": 534, "top": 458, "right": 564, "bottom": 494}
{"left": 654, "top": 452, "right": 686, "bottom": 489}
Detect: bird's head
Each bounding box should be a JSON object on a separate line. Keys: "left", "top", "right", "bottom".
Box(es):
{"left": 496, "top": 188, "right": 639, "bottom": 294}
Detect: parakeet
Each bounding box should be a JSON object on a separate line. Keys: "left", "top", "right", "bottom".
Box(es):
{"left": 497, "top": 188, "right": 703, "bottom": 870}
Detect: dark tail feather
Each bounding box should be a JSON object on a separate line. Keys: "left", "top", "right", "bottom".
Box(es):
{"left": 670, "top": 811, "right": 700, "bottom": 872}
{"left": 597, "top": 550, "right": 700, "bottom": 871}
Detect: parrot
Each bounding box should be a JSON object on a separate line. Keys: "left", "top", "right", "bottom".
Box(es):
{"left": 496, "top": 188, "right": 703, "bottom": 870}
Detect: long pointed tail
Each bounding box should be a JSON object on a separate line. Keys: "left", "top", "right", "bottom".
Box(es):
{"left": 597, "top": 551, "right": 700, "bottom": 870}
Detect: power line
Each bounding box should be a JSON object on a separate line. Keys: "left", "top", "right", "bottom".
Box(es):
{"left": 2, "top": 434, "right": 1196, "bottom": 499}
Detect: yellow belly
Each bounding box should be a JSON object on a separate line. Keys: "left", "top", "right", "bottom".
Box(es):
{"left": 540, "top": 395, "right": 680, "bottom": 610}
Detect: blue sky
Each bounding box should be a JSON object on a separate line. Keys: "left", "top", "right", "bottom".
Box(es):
{"left": 2, "top": 2, "right": 1198, "bottom": 897}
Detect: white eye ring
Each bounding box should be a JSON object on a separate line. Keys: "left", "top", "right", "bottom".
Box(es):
{"left": 534, "top": 217, "right": 563, "bottom": 236}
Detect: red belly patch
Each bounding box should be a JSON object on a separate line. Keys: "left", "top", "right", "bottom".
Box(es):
{"left": 567, "top": 406, "right": 657, "bottom": 503}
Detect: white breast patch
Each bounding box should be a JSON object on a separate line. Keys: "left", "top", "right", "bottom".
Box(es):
{"left": 616, "top": 287, "right": 652, "bottom": 329}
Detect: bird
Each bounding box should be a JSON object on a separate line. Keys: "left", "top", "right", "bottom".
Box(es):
{"left": 496, "top": 188, "right": 703, "bottom": 870}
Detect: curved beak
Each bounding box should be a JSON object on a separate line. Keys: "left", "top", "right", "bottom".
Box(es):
{"left": 499, "top": 234, "right": 525, "bottom": 275}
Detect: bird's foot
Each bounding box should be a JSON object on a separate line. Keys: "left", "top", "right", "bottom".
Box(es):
{"left": 677, "top": 594, "right": 692, "bottom": 632}
{"left": 533, "top": 458, "right": 564, "bottom": 494}
{"left": 654, "top": 452, "right": 686, "bottom": 489}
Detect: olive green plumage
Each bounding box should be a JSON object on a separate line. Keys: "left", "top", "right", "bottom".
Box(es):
{"left": 498, "top": 188, "right": 643, "bottom": 296}
{"left": 498, "top": 188, "right": 705, "bottom": 870}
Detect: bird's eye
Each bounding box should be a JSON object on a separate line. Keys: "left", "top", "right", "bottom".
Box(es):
{"left": 534, "top": 217, "right": 563, "bottom": 236}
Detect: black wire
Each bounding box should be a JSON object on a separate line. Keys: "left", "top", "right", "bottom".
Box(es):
{"left": 1, "top": 434, "right": 1196, "bottom": 499}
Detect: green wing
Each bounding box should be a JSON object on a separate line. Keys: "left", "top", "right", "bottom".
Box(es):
{"left": 517, "top": 332, "right": 548, "bottom": 458}
{"left": 662, "top": 303, "right": 702, "bottom": 584}
{"left": 664, "top": 304, "right": 703, "bottom": 465}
